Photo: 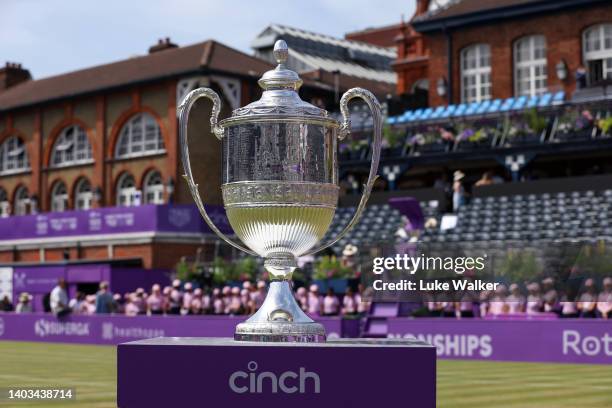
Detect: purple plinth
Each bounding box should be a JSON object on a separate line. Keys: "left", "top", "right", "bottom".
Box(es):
{"left": 117, "top": 337, "right": 436, "bottom": 408}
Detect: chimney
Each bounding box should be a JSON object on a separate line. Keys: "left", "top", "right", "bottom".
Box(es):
{"left": 148, "top": 37, "right": 178, "bottom": 54}
{"left": 0, "top": 62, "right": 32, "bottom": 91}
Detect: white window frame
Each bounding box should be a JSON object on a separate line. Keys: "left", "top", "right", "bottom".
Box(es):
{"left": 51, "top": 125, "right": 93, "bottom": 168}
{"left": 0, "top": 136, "right": 30, "bottom": 175}
{"left": 514, "top": 35, "right": 548, "bottom": 97}
{"left": 116, "top": 173, "right": 139, "bottom": 207}
{"left": 583, "top": 23, "right": 612, "bottom": 84}
{"left": 115, "top": 113, "right": 165, "bottom": 159}
{"left": 14, "top": 186, "right": 29, "bottom": 216}
{"left": 143, "top": 170, "right": 165, "bottom": 205}
{"left": 460, "top": 44, "right": 492, "bottom": 103}
{"left": 50, "top": 181, "right": 68, "bottom": 212}
{"left": 0, "top": 188, "right": 9, "bottom": 217}
{"left": 74, "top": 178, "right": 93, "bottom": 210}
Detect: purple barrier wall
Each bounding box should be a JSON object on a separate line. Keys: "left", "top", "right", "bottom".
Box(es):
{"left": 0, "top": 204, "right": 232, "bottom": 241}
{"left": 387, "top": 318, "right": 611, "bottom": 365}
{"left": 0, "top": 313, "right": 348, "bottom": 345}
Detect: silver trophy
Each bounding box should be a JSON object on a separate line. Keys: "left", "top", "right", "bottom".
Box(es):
{"left": 179, "top": 39, "right": 382, "bottom": 342}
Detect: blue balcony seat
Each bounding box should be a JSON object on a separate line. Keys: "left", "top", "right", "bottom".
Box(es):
{"left": 475, "top": 100, "right": 492, "bottom": 114}
{"left": 440, "top": 105, "right": 457, "bottom": 118}
{"left": 409, "top": 108, "right": 424, "bottom": 122}
{"left": 452, "top": 103, "right": 467, "bottom": 117}
{"left": 526, "top": 95, "right": 539, "bottom": 108}
{"left": 500, "top": 97, "right": 516, "bottom": 112}
{"left": 512, "top": 95, "right": 528, "bottom": 110}
{"left": 430, "top": 106, "right": 446, "bottom": 119}
{"left": 419, "top": 107, "right": 434, "bottom": 121}
{"left": 537, "top": 92, "right": 552, "bottom": 107}
{"left": 396, "top": 111, "right": 411, "bottom": 124}
{"left": 464, "top": 102, "right": 481, "bottom": 116}
{"left": 553, "top": 91, "right": 565, "bottom": 105}
{"left": 486, "top": 99, "right": 502, "bottom": 113}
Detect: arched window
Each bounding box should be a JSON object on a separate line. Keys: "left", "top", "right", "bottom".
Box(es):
{"left": 51, "top": 125, "right": 93, "bottom": 167}
{"left": 461, "top": 44, "right": 491, "bottom": 103}
{"left": 0, "top": 136, "right": 29, "bottom": 175}
{"left": 115, "top": 113, "right": 165, "bottom": 158}
{"left": 116, "top": 173, "right": 140, "bottom": 207}
{"left": 0, "top": 187, "right": 9, "bottom": 217}
{"left": 74, "top": 178, "right": 93, "bottom": 210}
{"left": 583, "top": 23, "right": 612, "bottom": 84}
{"left": 14, "top": 186, "right": 29, "bottom": 216}
{"left": 514, "top": 35, "right": 547, "bottom": 97}
{"left": 50, "top": 181, "right": 68, "bottom": 212}
{"left": 143, "top": 170, "right": 164, "bottom": 204}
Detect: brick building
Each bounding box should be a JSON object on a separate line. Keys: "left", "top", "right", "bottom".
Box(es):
{"left": 398, "top": 0, "right": 612, "bottom": 107}
{"left": 0, "top": 38, "right": 345, "bottom": 268}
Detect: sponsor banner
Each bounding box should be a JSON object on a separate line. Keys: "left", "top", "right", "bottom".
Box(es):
{"left": 0, "top": 204, "right": 232, "bottom": 241}
{"left": 0, "top": 313, "right": 347, "bottom": 345}
{"left": 387, "top": 318, "right": 611, "bottom": 365}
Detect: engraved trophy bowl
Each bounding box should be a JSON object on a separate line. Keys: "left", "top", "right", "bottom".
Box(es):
{"left": 179, "top": 39, "right": 382, "bottom": 342}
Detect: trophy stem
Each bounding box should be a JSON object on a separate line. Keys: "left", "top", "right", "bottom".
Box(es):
{"left": 234, "top": 280, "right": 326, "bottom": 343}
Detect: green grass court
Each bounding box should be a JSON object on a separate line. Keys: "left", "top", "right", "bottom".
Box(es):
{"left": 0, "top": 341, "right": 610, "bottom": 407}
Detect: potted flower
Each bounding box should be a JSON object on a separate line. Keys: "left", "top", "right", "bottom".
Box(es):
{"left": 555, "top": 107, "right": 594, "bottom": 141}
{"left": 597, "top": 117, "right": 612, "bottom": 138}
{"left": 312, "top": 255, "right": 356, "bottom": 294}
{"left": 504, "top": 109, "right": 547, "bottom": 146}
{"left": 382, "top": 124, "right": 404, "bottom": 157}
{"left": 412, "top": 126, "right": 450, "bottom": 154}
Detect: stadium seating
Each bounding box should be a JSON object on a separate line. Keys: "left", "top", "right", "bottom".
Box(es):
{"left": 420, "top": 189, "right": 612, "bottom": 246}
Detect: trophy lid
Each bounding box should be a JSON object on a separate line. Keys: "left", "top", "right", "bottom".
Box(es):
{"left": 219, "top": 39, "right": 338, "bottom": 127}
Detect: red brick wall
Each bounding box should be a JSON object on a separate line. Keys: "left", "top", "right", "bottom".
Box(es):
{"left": 426, "top": 4, "right": 612, "bottom": 106}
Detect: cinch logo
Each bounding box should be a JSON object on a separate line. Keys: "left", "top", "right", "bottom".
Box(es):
{"left": 229, "top": 361, "right": 320, "bottom": 394}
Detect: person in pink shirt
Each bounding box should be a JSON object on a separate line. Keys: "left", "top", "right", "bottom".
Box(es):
{"left": 295, "top": 287, "right": 308, "bottom": 312}
{"left": 124, "top": 294, "right": 139, "bottom": 316}
{"left": 221, "top": 286, "right": 232, "bottom": 314}
{"left": 162, "top": 286, "right": 172, "bottom": 314}
{"left": 240, "top": 289, "right": 251, "bottom": 314}
{"left": 228, "top": 287, "right": 243, "bottom": 315}
{"left": 559, "top": 287, "right": 579, "bottom": 318}
{"left": 147, "top": 284, "right": 164, "bottom": 315}
{"left": 577, "top": 278, "right": 598, "bottom": 318}
{"left": 542, "top": 277, "right": 558, "bottom": 313}
{"left": 488, "top": 284, "right": 507, "bottom": 316}
{"left": 307, "top": 284, "right": 322, "bottom": 316}
{"left": 597, "top": 277, "right": 612, "bottom": 319}
{"left": 201, "top": 289, "right": 211, "bottom": 314}
{"left": 505, "top": 284, "right": 525, "bottom": 314}
{"left": 251, "top": 281, "right": 267, "bottom": 312}
{"left": 341, "top": 287, "right": 357, "bottom": 316}
{"left": 133, "top": 288, "right": 146, "bottom": 315}
{"left": 356, "top": 285, "right": 372, "bottom": 315}
{"left": 526, "top": 282, "right": 543, "bottom": 315}
{"left": 84, "top": 295, "right": 96, "bottom": 315}
{"left": 190, "top": 288, "right": 203, "bottom": 315}
{"left": 212, "top": 288, "right": 224, "bottom": 315}
{"left": 323, "top": 288, "right": 340, "bottom": 316}
{"left": 168, "top": 280, "right": 183, "bottom": 315}
{"left": 181, "top": 283, "right": 194, "bottom": 315}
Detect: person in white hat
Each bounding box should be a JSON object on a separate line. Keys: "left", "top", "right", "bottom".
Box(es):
{"left": 181, "top": 282, "right": 194, "bottom": 315}
{"left": 133, "top": 287, "right": 146, "bottom": 315}
{"left": 295, "top": 287, "right": 308, "bottom": 312}
{"left": 597, "top": 277, "right": 612, "bottom": 319}
{"left": 452, "top": 170, "right": 467, "bottom": 211}
{"left": 505, "top": 283, "right": 525, "bottom": 314}
{"left": 341, "top": 244, "right": 358, "bottom": 271}
{"left": 541, "top": 277, "right": 558, "bottom": 313}
{"left": 168, "top": 280, "right": 183, "bottom": 315}
{"left": 147, "top": 284, "right": 164, "bottom": 315}
{"left": 190, "top": 288, "right": 203, "bottom": 315}
{"left": 212, "top": 288, "right": 224, "bottom": 315}
{"left": 250, "top": 281, "right": 267, "bottom": 312}
{"left": 526, "top": 282, "right": 543, "bottom": 315}
{"left": 341, "top": 287, "right": 357, "bottom": 316}
{"left": 307, "top": 284, "right": 322, "bottom": 316}
{"left": 577, "top": 278, "right": 597, "bottom": 318}
{"left": 124, "top": 293, "right": 139, "bottom": 316}
{"left": 15, "top": 292, "right": 32, "bottom": 313}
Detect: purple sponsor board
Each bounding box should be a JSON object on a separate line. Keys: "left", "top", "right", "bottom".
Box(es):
{"left": 117, "top": 338, "right": 436, "bottom": 408}
{"left": 0, "top": 313, "right": 348, "bottom": 345}
{"left": 0, "top": 204, "right": 232, "bottom": 241}
{"left": 387, "top": 318, "right": 611, "bottom": 365}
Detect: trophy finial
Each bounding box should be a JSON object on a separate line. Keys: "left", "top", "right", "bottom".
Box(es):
{"left": 273, "top": 39, "right": 289, "bottom": 65}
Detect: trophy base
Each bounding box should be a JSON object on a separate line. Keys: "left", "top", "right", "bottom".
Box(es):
{"left": 234, "top": 280, "right": 326, "bottom": 343}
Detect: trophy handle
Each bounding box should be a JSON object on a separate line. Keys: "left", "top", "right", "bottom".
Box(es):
{"left": 178, "top": 87, "right": 257, "bottom": 256}
{"left": 304, "top": 87, "right": 382, "bottom": 256}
